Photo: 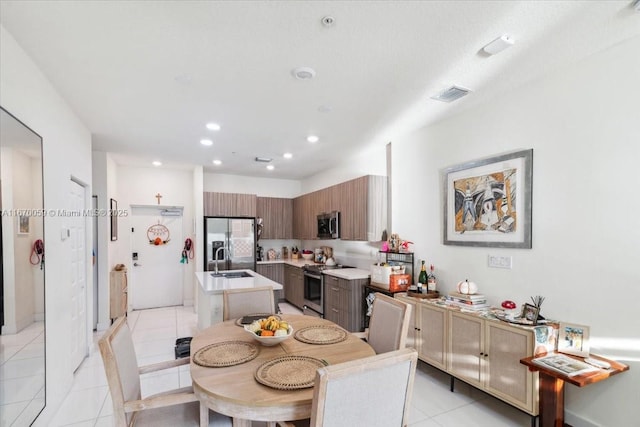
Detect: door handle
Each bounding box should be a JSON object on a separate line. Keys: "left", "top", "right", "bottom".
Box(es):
{"left": 133, "top": 262, "right": 142, "bottom": 267}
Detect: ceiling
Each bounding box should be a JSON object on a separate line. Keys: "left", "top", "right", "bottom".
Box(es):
{"left": 1, "top": 1, "right": 638, "bottom": 179}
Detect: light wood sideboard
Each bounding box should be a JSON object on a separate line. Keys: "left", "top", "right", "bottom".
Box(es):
{"left": 396, "top": 294, "right": 539, "bottom": 417}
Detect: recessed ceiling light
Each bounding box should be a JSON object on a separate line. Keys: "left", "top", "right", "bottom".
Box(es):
{"left": 292, "top": 67, "right": 316, "bottom": 80}
{"left": 152, "top": 160, "right": 162, "bottom": 167}
{"left": 200, "top": 139, "right": 213, "bottom": 146}
{"left": 212, "top": 159, "right": 222, "bottom": 166}
{"left": 283, "top": 152, "right": 293, "bottom": 159}
{"left": 307, "top": 135, "right": 319, "bottom": 143}
{"left": 206, "top": 123, "right": 221, "bottom": 131}
{"left": 266, "top": 165, "right": 275, "bottom": 171}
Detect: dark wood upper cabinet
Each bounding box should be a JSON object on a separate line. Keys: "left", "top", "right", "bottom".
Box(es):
{"left": 204, "top": 192, "right": 257, "bottom": 217}
{"left": 256, "top": 197, "right": 293, "bottom": 239}
{"left": 292, "top": 175, "right": 387, "bottom": 241}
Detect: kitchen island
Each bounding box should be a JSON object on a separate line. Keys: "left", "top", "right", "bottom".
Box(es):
{"left": 195, "top": 269, "right": 283, "bottom": 329}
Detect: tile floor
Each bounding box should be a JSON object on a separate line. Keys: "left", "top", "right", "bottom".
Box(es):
{"left": 11, "top": 304, "right": 535, "bottom": 426}
{"left": 0, "top": 321, "right": 46, "bottom": 426}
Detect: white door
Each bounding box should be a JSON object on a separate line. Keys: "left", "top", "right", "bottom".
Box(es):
{"left": 69, "top": 180, "right": 88, "bottom": 370}
{"left": 130, "top": 207, "right": 183, "bottom": 309}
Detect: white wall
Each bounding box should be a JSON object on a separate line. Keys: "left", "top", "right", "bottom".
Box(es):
{"left": 393, "top": 36, "right": 640, "bottom": 426}
{"left": 203, "top": 173, "right": 301, "bottom": 198}
{"left": 1, "top": 24, "right": 93, "bottom": 426}
{"left": 300, "top": 145, "right": 387, "bottom": 194}
{"left": 115, "top": 165, "right": 197, "bottom": 306}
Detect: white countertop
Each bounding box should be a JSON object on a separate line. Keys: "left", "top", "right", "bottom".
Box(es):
{"left": 323, "top": 268, "right": 371, "bottom": 280}
{"left": 195, "top": 270, "right": 283, "bottom": 295}
{"left": 258, "top": 260, "right": 371, "bottom": 280}
{"left": 257, "top": 259, "right": 311, "bottom": 268}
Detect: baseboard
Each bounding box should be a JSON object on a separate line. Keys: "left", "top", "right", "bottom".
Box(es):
{"left": 565, "top": 410, "right": 600, "bottom": 427}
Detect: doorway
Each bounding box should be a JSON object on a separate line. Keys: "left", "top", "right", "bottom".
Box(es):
{"left": 130, "top": 206, "right": 183, "bottom": 309}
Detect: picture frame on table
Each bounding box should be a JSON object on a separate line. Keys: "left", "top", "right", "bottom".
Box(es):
{"left": 110, "top": 198, "right": 118, "bottom": 241}
{"left": 521, "top": 303, "right": 540, "bottom": 324}
{"left": 442, "top": 149, "right": 533, "bottom": 248}
{"left": 558, "top": 322, "right": 590, "bottom": 357}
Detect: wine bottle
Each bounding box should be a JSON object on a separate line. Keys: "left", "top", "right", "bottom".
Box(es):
{"left": 427, "top": 264, "right": 437, "bottom": 293}
{"left": 418, "top": 260, "right": 428, "bottom": 293}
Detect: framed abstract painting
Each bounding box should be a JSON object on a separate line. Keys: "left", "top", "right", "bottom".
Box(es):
{"left": 442, "top": 149, "right": 533, "bottom": 248}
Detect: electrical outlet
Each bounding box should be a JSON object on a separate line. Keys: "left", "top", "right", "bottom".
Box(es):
{"left": 488, "top": 255, "right": 512, "bottom": 269}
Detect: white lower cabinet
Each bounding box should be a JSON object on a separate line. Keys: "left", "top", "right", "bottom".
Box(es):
{"left": 397, "top": 295, "right": 538, "bottom": 416}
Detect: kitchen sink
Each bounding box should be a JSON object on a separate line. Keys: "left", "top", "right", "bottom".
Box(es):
{"left": 210, "top": 271, "right": 253, "bottom": 278}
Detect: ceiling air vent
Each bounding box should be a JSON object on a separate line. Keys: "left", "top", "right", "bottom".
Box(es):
{"left": 431, "top": 85, "right": 471, "bottom": 103}
{"left": 255, "top": 157, "right": 272, "bottom": 163}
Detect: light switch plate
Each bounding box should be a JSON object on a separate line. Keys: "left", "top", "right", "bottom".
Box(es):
{"left": 488, "top": 255, "right": 512, "bottom": 269}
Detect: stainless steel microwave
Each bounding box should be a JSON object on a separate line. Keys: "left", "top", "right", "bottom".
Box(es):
{"left": 317, "top": 211, "right": 340, "bottom": 239}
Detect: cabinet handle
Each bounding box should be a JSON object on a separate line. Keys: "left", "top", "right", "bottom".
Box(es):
{"left": 332, "top": 308, "right": 339, "bottom": 313}
{"left": 331, "top": 287, "right": 339, "bottom": 291}
{"left": 484, "top": 354, "right": 489, "bottom": 358}
{"left": 480, "top": 352, "right": 484, "bottom": 356}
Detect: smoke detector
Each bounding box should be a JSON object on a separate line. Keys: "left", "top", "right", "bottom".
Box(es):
{"left": 321, "top": 16, "right": 335, "bottom": 27}
{"left": 483, "top": 34, "right": 515, "bottom": 55}
{"left": 291, "top": 67, "right": 316, "bottom": 80}
{"left": 431, "top": 85, "right": 472, "bottom": 103}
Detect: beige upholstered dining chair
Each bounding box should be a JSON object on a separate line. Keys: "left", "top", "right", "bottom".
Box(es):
{"left": 277, "top": 348, "right": 418, "bottom": 427}
{"left": 354, "top": 292, "right": 412, "bottom": 354}
{"left": 222, "top": 286, "right": 276, "bottom": 321}
{"left": 98, "top": 316, "right": 205, "bottom": 427}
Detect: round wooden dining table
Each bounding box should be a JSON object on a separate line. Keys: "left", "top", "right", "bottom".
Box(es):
{"left": 190, "top": 314, "right": 375, "bottom": 427}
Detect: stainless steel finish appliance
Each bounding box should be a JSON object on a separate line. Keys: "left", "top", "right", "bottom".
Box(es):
{"left": 205, "top": 217, "right": 256, "bottom": 271}
{"left": 302, "top": 264, "right": 353, "bottom": 317}
{"left": 317, "top": 211, "right": 340, "bottom": 239}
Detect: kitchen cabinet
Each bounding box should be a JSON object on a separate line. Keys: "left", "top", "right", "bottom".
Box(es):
{"left": 203, "top": 192, "right": 256, "bottom": 217}
{"left": 284, "top": 264, "right": 304, "bottom": 309}
{"left": 256, "top": 197, "right": 292, "bottom": 239}
{"left": 449, "top": 311, "right": 537, "bottom": 415}
{"left": 292, "top": 175, "right": 387, "bottom": 241}
{"left": 256, "top": 263, "right": 284, "bottom": 302}
{"left": 323, "top": 275, "right": 368, "bottom": 332}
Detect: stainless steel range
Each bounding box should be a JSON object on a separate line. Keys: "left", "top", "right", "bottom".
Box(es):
{"left": 302, "top": 264, "right": 353, "bottom": 317}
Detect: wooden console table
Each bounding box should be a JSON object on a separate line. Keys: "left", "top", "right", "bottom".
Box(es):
{"left": 520, "top": 352, "right": 629, "bottom": 427}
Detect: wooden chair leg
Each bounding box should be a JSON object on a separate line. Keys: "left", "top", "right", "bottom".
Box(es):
{"left": 200, "top": 402, "right": 209, "bottom": 427}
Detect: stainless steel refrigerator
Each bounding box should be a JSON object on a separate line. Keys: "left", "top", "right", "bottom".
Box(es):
{"left": 205, "top": 217, "right": 256, "bottom": 272}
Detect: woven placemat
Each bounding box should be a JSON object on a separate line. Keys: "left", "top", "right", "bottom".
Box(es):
{"left": 255, "top": 355, "right": 327, "bottom": 390}
{"left": 235, "top": 313, "right": 281, "bottom": 327}
{"left": 294, "top": 325, "right": 348, "bottom": 345}
{"left": 193, "top": 341, "right": 259, "bottom": 367}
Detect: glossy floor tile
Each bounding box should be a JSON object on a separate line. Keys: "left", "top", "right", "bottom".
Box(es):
{"left": 0, "top": 321, "right": 45, "bottom": 426}
{"left": 41, "top": 304, "right": 534, "bottom": 426}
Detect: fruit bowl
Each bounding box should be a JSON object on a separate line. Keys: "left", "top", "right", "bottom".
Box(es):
{"left": 243, "top": 317, "right": 293, "bottom": 346}
{"left": 301, "top": 252, "right": 314, "bottom": 261}
{"left": 244, "top": 324, "right": 293, "bottom": 346}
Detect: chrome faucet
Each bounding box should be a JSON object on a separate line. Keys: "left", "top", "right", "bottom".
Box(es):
{"left": 214, "top": 246, "right": 227, "bottom": 274}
